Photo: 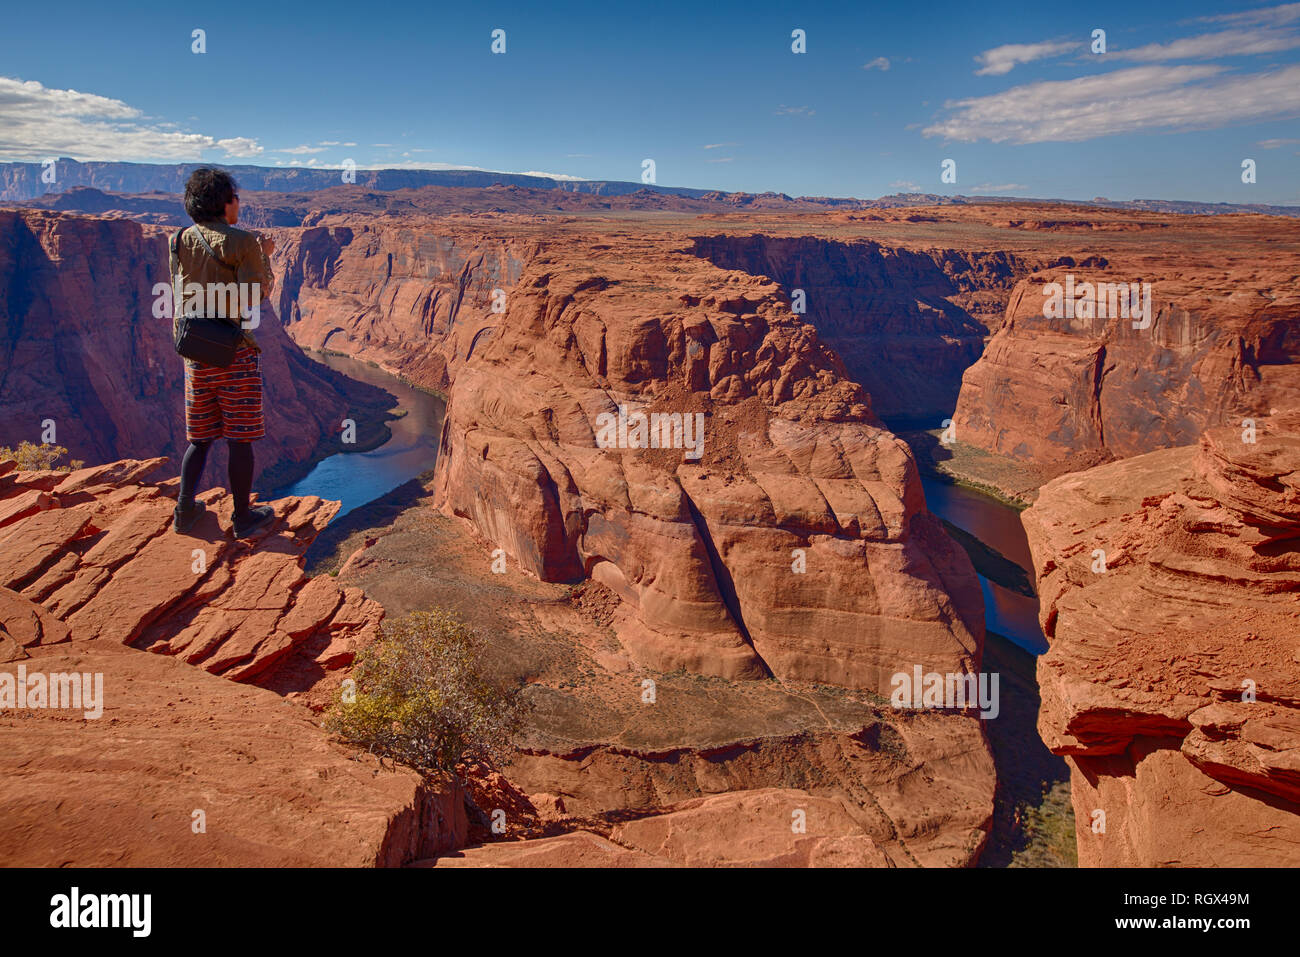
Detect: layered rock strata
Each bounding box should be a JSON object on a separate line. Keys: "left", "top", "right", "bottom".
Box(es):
{"left": 428, "top": 239, "right": 985, "bottom": 692}
{"left": 1023, "top": 413, "right": 1300, "bottom": 865}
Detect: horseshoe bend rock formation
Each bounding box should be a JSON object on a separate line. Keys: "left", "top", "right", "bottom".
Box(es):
{"left": 0, "top": 208, "right": 392, "bottom": 486}
{"left": 953, "top": 213, "right": 1300, "bottom": 478}
{"left": 430, "top": 239, "right": 985, "bottom": 692}
{"left": 1023, "top": 412, "right": 1300, "bottom": 865}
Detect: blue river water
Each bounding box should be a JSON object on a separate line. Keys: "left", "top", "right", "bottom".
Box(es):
{"left": 270, "top": 352, "right": 444, "bottom": 521}
{"left": 920, "top": 474, "right": 1047, "bottom": 654}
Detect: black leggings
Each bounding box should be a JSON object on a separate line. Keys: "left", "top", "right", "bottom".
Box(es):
{"left": 178, "top": 439, "right": 255, "bottom": 516}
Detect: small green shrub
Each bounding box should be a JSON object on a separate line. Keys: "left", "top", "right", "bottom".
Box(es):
{"left": 325, "top": 610, "right": 526, "bottom": 776}
{"left": 1010, "top": 780, "right": 1078, "bottom": 868}
{"left": 0, "top": 441, "right": 84, "bottom": 472}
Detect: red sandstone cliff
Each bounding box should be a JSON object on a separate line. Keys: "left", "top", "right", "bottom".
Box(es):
{"left": 269, "top": 216, "right": 987, "bottom": 693}
{"left": 690, "top": 234, "right": 1031, "bottom": 420}
{"left": 1022, "top": 413, "right": 1300, "bottom": 865}
{"left": 0, "top": 455, "right": 473, "bottom": 866}
{"left": 953, "top": 214, "right": 1300, "bottom": 477}
{"left": 271, "top": 221, "right": 534, "bottom": 393}
{"left": 428, "top": 237, "right": 985, "bottom": 692}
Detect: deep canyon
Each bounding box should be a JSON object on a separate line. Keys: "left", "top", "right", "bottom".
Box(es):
{"left": 1, "top": 186, "right": 1296, "bottom": 867}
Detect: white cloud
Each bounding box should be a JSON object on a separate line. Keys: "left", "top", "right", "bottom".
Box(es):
{"left": 774, "top": 105, "right": 815, "bottom": 116}
{"left": 863, "top": 57, "right": 890, "bottom": 71}
{"left": 515, "top": 170, "right": 587, "bottom": 180}
{"left": 969, "top": 182, "right": 1028, "bottom": 193}
{"left": 0, "top": 76, "right": 263, "bottom": 161}
{"left": 1111, "top": 26, "right": 1300, "bottom": 62}
{"left": 276, "top": 143, "right": 343, "bottom": 155}
{"left": 333, "top": 159, "right": 587, "bottom": 181}
{"left": 924, "top": 63, "right": 1300, "bottom": 143}
{"left": 1258, "top": 137, "right": 1300, "bottom": 147}
{"left": 974, "top": 39, "right": 1078, "bottom": 76}
{"left": 216, "top": 137, "right": 262, "bottom": 157}
{"left": 889, "top": 179, "right": 922, "bottom": 192}
{"left": 1198, "top": 2, "right": 1300, "bottom": 27}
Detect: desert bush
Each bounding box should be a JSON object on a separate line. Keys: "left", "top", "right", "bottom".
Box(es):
{"left": 325, "top": 609, "right": 526, "bottom": 777}
{"left": 0, "top": 441, "right": 84, "bottom": 472}
{"left": 1009, "top": 780, "right": 1078, "bottom": 868}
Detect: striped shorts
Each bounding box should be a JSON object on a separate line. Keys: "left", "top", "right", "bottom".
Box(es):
{"left": 184, "top": 345, "right": 265, "bottom": 442}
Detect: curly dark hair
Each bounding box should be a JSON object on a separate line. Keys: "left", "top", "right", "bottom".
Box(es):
{"left": 184, "top": 167, "right": 237, "bottom": 222}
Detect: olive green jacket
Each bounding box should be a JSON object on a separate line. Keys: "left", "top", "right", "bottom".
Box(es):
{"left": 170, "top": 219, "right": 275, "bottom": 352}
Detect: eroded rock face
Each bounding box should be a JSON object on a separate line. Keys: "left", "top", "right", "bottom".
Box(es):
{"left": 0, "top": 456, "right": 482, "bottom": 866}
{"left": 430, "top": 240, "right": 984, "bottom": 692}
{"left": 0, "top": 456, "right": 382, "bottom": 690}
{"left": 953, "top": 215, "right": 1300, "bottom": 477}
{"left": 690, "top": 235, "right": 1030, "bottom": 420}
{"left": 0, "top": 645, "right": 465, "bottom": 866}
{"left": 505, "top": 714, "right": 995, "bottom": 868}
{"left": 273, "top": 223, "right": 536, "bottom": 393}
{"left": 0, "top": 208, "right": 391, "bottom": 487}
{"left": 1023, "top": 413, "right": 1300, "bottom": 865}
{"left": 438, "top": 789, "right": 896, "bottom": 867}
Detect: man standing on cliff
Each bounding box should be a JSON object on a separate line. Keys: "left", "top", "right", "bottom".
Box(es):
{"left": 169, "top": 167, "right": 277, "bottom": 537}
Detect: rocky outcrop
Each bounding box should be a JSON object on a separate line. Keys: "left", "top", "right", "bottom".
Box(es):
{"left": 0, "top": 645, "right": 464, "bottom": 866}
{"left": 1023, "top": 412, "right": 1300, "bottom": 865}
{"left": 953, "top": 214, "right": 1300, "bottom": 477}
{"left": 0, "top": 455, "right": 382, "bottom": 689}
{"left": 0, "top": 208, "right": 393, "bottom": 489}
{"left": 438, "top": 789, "right": 896, "bottom": 867}
{"left": 503, "top": 713, "right": 994, "bottom": 867}
{"left": 317, "top": 462, "right": 997, "bottom": 868}
{"left": 430, "top": 238, "right": 984, "bottom": 692}
{"left": 0, "top": 454, "right": 476, "bottom": 866}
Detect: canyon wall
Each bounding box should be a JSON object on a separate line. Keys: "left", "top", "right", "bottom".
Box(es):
{"left": 690, "top": 235, "right": 1031, "bottom": 420}
{"left": 1022, "top": 413, "right": 1300, "bottom": 865}
{"left": 0, "top": 209, "right": 391, "bottom": 487}
{"left": 953, "top": 220, "right": 1300, "bottom": 477}
{"left": 272, "top": 222, "right": 536, "bottom": 393}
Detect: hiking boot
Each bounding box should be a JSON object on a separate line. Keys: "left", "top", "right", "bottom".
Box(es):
{"left": 173, "top": 499, "right": 207, "bottom": 535}
{"left": 232, "top": 504, "right": 276, "bottom": 539}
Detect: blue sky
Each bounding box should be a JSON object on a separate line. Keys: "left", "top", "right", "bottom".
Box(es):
{"left": 1, "top": 0, "right": 1298, "bottom": 203}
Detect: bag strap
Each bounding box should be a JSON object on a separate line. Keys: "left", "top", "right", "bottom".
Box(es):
{"left": 188, "top": 224, "right": 240, "bottom": 275}
{"left": 169, "top": 227, "right": 186, "bottom": 326}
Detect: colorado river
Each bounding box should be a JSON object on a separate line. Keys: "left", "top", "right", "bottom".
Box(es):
{"left": 271, "top": 352, "right": 445, "bottom": 521}
{"left": 920, "top": 474, "right": 1047, "bottom": 655}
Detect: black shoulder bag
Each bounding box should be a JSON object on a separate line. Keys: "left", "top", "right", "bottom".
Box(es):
{"left": 171, "top": 225, "right": 244, "bottom": 367}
